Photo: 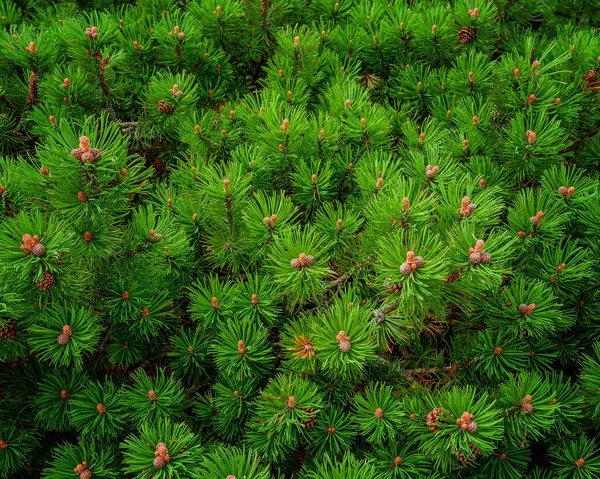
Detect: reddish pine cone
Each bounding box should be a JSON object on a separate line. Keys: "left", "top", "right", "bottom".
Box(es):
{"left": 480, "top": 252, "right": 491, "bottom": 264}
{"left": 338, "top": 338, "right": 351, "bottom": 352}
{"left": 57, "top": 333, "right": 70, "bottom": 345}
{"left": 467, "top": 421, "right": 478, "bottom": 433}
{"left": 458, "top": 26, "right": 476, "bottom": 44}
{"left": 81, "top": 152, "right": 95, "bottom": 164}
{"left": 400, "top": 262, "right": 412, "bottom": 275}
{"left": 153, "top": 456, "right": 166, "bottom": 469}
{"left": 521, "top": 403, "right": 533, "bottom": 414}
{"left": 32, "top": 243, "right": 45, "bottom": 257}
{"left": 414, "top": 256, "right": 425, "bottom": 268}
{"left": 79, "top": 470, "right": 93, "bottom": 479}
{"left": 469, "top": 252, "right": 482, "bottom": 264}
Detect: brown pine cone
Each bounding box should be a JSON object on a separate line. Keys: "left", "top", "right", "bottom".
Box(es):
{"left": 36, "top": 269, "right": 55, "bottom": 291}
{"left": 0, "top": 319, "right": 18, "bottom": 340}
{"left": 458, "top": 27, "right": 476, "bottom": 44}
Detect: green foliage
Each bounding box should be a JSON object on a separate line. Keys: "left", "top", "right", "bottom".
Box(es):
{"left": 1, "top": 1, "right": 600, "bottom": 478}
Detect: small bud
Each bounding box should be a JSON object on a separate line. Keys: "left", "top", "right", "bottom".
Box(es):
{"left": 527, "top": 94, "right": 536, "bottom": 105}
{"left": 468, "top": 71, "right": 474, "bottom": 83}
{"left": 514, "top": 68, "right": 520, "bottom": 77}
{"left": 374, "top": 407, "right": 384, "bottom": 419}
{"left": 432, "top": 25, "right": 437, "bottom": 34}
{"left": 281, "top": 119, "right": 289, "bottom": 131}
{"left": 194, "top": 124, "right": 200, "bottom": 134}
{"left": 77, "top": 191, "right": 87, "bottom": 202}
{"left": 526, "top": 130, "right": 537, "bottom": 145}
{"left": 40, "top": 166, "right": 49, "bottom": 176}
{"left": 345, "top": 99, "right": 352, "bottom": 107}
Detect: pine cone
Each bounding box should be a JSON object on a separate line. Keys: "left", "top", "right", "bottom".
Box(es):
{"left": 469, "top": 252, "right": 482, "bottom": 264}
{"left": 157, "top": 100, "right": 175, "bottom": 114}
{"left": 57, "top": 333, "right": 70, "bottom": 345}
{"left": 480, "top": 252, "right": 491, "bottom": 264}
{"left": 81, "top": 152, "right": 95, "bottom": 164}
{"left": 71, "top": 149, "right": 83, "bottom": 160}
{"left": 79, "top": 470, "right": 93, "bottom": 479}
{"left": 36, "top": 269, "right": 55, "bottom": 291}
{"left": 458, "top": 26, "right": 477, "bottom": 44}
{"left": 0, "top": 319, "right": 18, "bottom": 340}
{"left": 338, "top": 338, "right": 351, "bottom": 352}
{"left": 153, "top": 456, "right": 166, "bottom": 468}
{"left": 521, "top": 402, "right": 533, "bottom": 414}
{"left": 32, "top": 243, "right": 45, "bottom": 257}
{"left": 467, "top": 421, "right": 478, "bottom": 433}
{"left": 400, "top": 262, "right": 412, "bottom": 275}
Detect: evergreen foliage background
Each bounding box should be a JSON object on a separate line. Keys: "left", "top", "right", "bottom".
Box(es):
{"left": 0, "top": 0, "right": 600, "bottom": 477}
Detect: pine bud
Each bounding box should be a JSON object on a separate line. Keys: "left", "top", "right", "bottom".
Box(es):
{"left": 395, "top": 198, "right": 407, "bottom": 215}
{"left": 494, "top": 347, "right": 502, "bottom": 355}
{"left": 148, "top": 390, "right": 157, "bottom": 401}
{"left": 527, "top": 94, "right": 536, "bottom": 105}
{"left": 287, "top": 396, "right": 297, "bottom": 409}
{"left": 468, "top": 71, "right": 474, "bottom": 83}
{"left": 211, "top": 297, "right": 219, "bottom": 309}
{"left": 83, "top": 231, "right": 93, "bottom": 242}
{"left": 345, "top": 99, "right": 352, "bottom": 107}
{"left": 374, "top": 407, "right": 384, "bottom": 419}
{"left": 530, "top": 211, "right": 543, "bottom": 224}
{"left": 575, "top": 458, "right": 585, "bottom": 468}
{"left": 526, "top": 130, "right": 537, "bottom": 145}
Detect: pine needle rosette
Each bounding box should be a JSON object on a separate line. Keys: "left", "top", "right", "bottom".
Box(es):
{"left": 121, "top": 419, "right": 203, "bottom": 479}
{"left": 69, "top": 379, "right": 125, "bottom": 439}
{"left": 268, "top": 226, "right": 333, "bottom": 307}
{"left": 313, "top": 293, "right": 377, "bottom": 380}
{"left": 212, "top": 317, "right": 274, "bottom": 380}
{"left": 41, "top": 439, "right": 118, "bottom": 479}
{"left": 353, "top": 382, "right": 404, "bottom": 445}
{"left": 26, "top": 305, "right": 101, "bottom": 369}
{"left": 376, "top": 227, "right": 448, "bottom": 315}
{"left": 121, "top": 368, "right": 187, "bottom": 428}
